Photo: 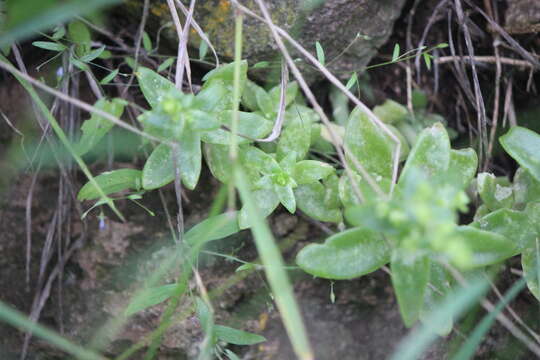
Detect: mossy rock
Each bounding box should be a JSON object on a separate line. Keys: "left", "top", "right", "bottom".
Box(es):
{"left": 124, "top": 0, "right": 406, "bottom": 82}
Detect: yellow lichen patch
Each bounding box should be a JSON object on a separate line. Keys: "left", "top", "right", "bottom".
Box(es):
{"left": 150, "top": 2, "right": 169, "bottom": 17}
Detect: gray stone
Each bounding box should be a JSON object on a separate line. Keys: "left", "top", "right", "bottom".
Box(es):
{"left": 126, "top": 0, "right": 406, "bottom": 82}
{"left": 505, "top": 0, "right": 540, "bottom": 34}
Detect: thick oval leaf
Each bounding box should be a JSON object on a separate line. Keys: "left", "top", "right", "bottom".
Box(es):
{"left": 269, "top": 81, "right": 299, "bottom": 111}
{"left": 202, "top": 60, "right": 248, "bottom": 93}
{"left": 391, "top": 252, "right": 430, "bottom": 327}
{"left": 296, "top": 228, "right": 390, "bottom": 279}
{"left": 176, "top": 132, "right": 202, "bottom": 190}
{"left": 195, "top": 80, "right": 229, "bottom": 113}
{"left": 277, "top": 117, "right": 311, "bottom": 162}
{"left": 75, "top": 98, "right": 126, "bottom": 156}
{"left": 214, "top": 325, "right": 266, "bottom": 345}
{"left": 203, "top": 144, "right": 233, "bottom": 183}
{"left": 373, "top": 99, "right": 408, "bottom": 125}
{"left": 525, "top": 201, "right": 540, "bottom": 233}
{"left": 344, "top": 107, "right": 395, "bottom": 179}
{"left": 142, "top": 135, "right": 201, "bottom": 191}
{"left": 447, "top": 148, "right": 478, "bottom": 190}
{"left": 77, "top": 169, "right": 142, "bottom": 201}
{"left": 276, "top": 185, "right": 296, "bottom": 213}
{"left": 125, "top": 284, "right": 177, "bottom": 316}
{"left": 500, "top": 126, "right": 540, "bottom": 182}
{"left": 471, "top": 208, "right": 535, "bottom": 251}
{"left": 399, "top": 122, "right": 450, "bottom": 186}
{"left": 477, "top": 173, "right": 514, "bottom": 211}
{"left": 522, "top": 241, "right": 540, "bottom": 301}
{"left": 185, "top": 212, "right": 239, "bottom": 246}
{"left": 239, "top": 146, "right": 280, "bottom": 175}
{"left": 142, "top": 143, "right": 174, "bottom": 190}
{"left": 339, "top": 172, "right": 391, "bottom": 208}
{"left": 294, "top": 182, "right": 342, "bottom": 223}
{"left": 201, "top": 111, "right": 273, "bottom": 145}
{"left": 456, "top": 226, "right": 517, "bottom": 268}
{"left": 241, "top": 79, "right": 266, "bottom": 112}
{"left": 513, "top": 167, "right": 540, "bottom": 207}
{"left": 238, "top": 189, "right": 280, "bottom": 229}
{"left": 420, "top": 263, "right": 453, "bottom": 336}
{"left": 292, "top": 160, "right": 334, "bottom": 185}
{"left": 136, "top": 67, "right": 178, "bottom": 109}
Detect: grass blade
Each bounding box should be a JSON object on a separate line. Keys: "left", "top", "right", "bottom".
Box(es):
{"left": 390, "top": 275, "right": 489, "bottom": 360}
{"left": 451, "top": 278, "right": 527, "bottom": 360}
{"left": 0, "top": 300, "right": 106, "bottom": 360}
{"left": 234, "top": 165, "right": 313, "bottom": 360}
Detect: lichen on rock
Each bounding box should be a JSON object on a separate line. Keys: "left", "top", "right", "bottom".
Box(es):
{"left": 125, "top": 0, "right": 407, "bottom": 82}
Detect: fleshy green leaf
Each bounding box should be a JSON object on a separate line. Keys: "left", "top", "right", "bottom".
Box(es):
{"left": 269, "top": 81, "right": 299, "bottom": 111}
{"left": 344, "top": 107, "right": 395, "bottom": 179}
{"left": 136, "top": 67, "right": 178, "bottom": 109}
{"left": 203, "top": 144, "right": 233, "bottom": 183}
{"left": 446, "top": 148, "right": 478, "bottom": 190}
{"left": 214, "top": 325, "right": 266, "bottom": 345}
{"left": 77, "top": 169, "right": 142, "bottom": 201}
{"left": 142, "top": 143, "right": 174, "bottom": 190}
{"left": 292, "top": 160, "right": 334, "bottom": 185}
{"left": 391, "top": 252, "right": 430, "bottom": 327}
{"left": 125, "top": 284, "right": 177, "bottom": 316}
{"left": 177, "top": 132, "right": 202, "bottom": 190}
{"left": 202, "top": 60, "right": 247, "bottom": 93}
{"left": 75, "top": 98, "right": 126, "bottom": 156}
{"left": 471, "top": 208, "right": 535, "bottom": 251}
{"left": 500, "top": 126, "right": 540, "bottom": 182}
{"left": 142, "top": 135, "right": 201, "bottom": 190}
{"left": 456, "top": 226, "right": 517, "bottom": 268}
{"left": 419, "top": 263, "right": 453, "bottom": 336}
{"left": 276, "top": 185, "right": 296, "bottom": 213}
{"left": 477, "top": 173, "right": 514, "bottom": 211}
{"left": 296, "top": 227, "right": 389, "bottom": 279}
{"left": 513, "top": 167, "right": 540, "bottom": 207}
{"left": 201, "top": 111, "right": 272, "bottom": 145}
{"left": 373, "top": 99, "right": 407, "bottom": 125}
{"left": 238, "top": 189, "right": 280, "bottom": 229}
{"left": 399, "top": 122, "right": 450, "bottom": 186}
{"left": 195, "top": 80, "right": 229, "bottom": 113}
{"left": 522, "top": 240, "right": 540, "bottom": 301}
{"left": 294, "top": 182, "right": 342, "bottom": 223}
{"left": 239, "top": 146, "right": 280, "bottom": 175}
{"left": 277, "top": 117, "right": 311, "bottom": 162}
{"left": 185, "top": 212, "right": 239, "bottom": 246}
{"left": 338, "top": 172, "right": 391, "bottom": 208}
{"left": 241, "top": 80, "right": 266, "bottom": 112}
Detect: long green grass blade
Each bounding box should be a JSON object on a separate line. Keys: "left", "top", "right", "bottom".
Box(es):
{"left": 0, "top": 300, "right": 106, "bottom": 360}
{"left": 390, "top": 276, "right": 489, "bottom": 360}
{"left": 234, "top": 165, "right": 313, "bottom": 360}
{"left": 1, "top": 0, "right": 121, "bottom": 48}
{"left": 451, "top": 278, "right": 527, "bottom": 360}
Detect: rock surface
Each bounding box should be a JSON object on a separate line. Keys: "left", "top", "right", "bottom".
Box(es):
{"left": 126, "top": 0, "right": 407, "bottom": 82}
{"left": 505, "top": 0, "right": 540, "bottom": 34}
